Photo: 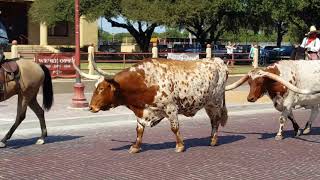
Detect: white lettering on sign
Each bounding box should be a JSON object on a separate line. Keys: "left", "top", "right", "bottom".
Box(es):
{"left": 35, "top": 53, "right": 76, "bottom": 78}
{"left": 167, "top": 53, "right": 199, "bottom": 61}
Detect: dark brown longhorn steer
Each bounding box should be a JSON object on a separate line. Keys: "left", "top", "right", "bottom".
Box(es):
{"left": 74, "top": 58, "right": 229, "bottom": 153}
{"left": 226, "top": 60, "right": 320, "bottom": 140}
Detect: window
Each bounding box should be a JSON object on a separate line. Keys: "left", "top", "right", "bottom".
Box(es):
{"left": 48, "top": 21, "right": 69, "bottom": 37}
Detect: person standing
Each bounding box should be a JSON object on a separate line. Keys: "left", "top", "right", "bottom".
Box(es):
{"left": 300, "top": 25, "right": 320, "bottom": 60}
{"left": 226, "top": 41, "right": 235, "bottom": 66}
{"left": 249, "top": 43, "right": 259, "bottom": 67}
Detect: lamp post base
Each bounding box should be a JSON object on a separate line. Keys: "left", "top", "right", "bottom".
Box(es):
{"left": 71, "top": 82, "right": 88, "bottom": 108}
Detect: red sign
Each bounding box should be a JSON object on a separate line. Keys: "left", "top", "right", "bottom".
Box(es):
{"left": 35, "top": 53, "right": 76, "bottom": 78}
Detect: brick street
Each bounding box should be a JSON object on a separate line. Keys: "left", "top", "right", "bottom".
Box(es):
{"left": 0, "top": 80, "right": 319, "bottom": 179}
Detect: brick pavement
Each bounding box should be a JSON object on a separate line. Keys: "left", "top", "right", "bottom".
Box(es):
{"left": 0, "top": 109, "right": 320, "bottom": 179}
{"left": 1, "top": 80, "right": 314, "bottom": 180}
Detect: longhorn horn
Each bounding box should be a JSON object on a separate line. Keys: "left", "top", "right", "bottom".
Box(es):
{"left": 225, "top": 74, "right": 249, "bottom": 91}
{"left": 259, "top": 70, "right": 320, "bottom": 95}
{"left": 72, "top": 59, "right": 101, "bottom": 80}
{"left": 90, "top": 53, "right": 115, "bottom": 78}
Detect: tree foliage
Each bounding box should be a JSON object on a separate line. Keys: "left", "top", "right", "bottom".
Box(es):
{"left": 165, "top": 0, "right": 245, "bottom": 46}
{"left": 29, "top": 0, "right": 320, "bottom": 49}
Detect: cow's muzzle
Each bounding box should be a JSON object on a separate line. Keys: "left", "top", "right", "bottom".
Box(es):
{"left": 247, "top": 96, "right": 257, "bottom": 102}
{"left": 89, "top": 105, "right": 100, "bottom": 113}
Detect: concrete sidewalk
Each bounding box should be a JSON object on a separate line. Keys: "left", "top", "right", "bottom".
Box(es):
{"left": 0, "top": 74, "right": 273, "bottom": 137}
{"left": 0, "top": 89, "right": 273, "bottom": 137}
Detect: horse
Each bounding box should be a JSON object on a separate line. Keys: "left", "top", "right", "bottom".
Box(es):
{"left": 0, "top": 59, "right": 53, "bottom": 148}
{"left": 290, "top": 46, "right": 306, "bottom": 60}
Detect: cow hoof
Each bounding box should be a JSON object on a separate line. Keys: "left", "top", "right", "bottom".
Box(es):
{"left": 128, "top": 146, "right": 141, "bottom": 154}
{"left": 175, "top": 146, "right": 185, "bottom": 153}
{"left": 275, "top": 135, "right": 283, "bottom": 140}
{"left": 0, "top": 142, "right": 6, "bottom": 148}
{"left": 35, "top": 139, "right": 45, "bottom": 145}
{"left": 303, "top": 128, "right": 311, "bottom": 135}
{"left": 210, "top": 138, "right": 218, "bottom": 146}
{"left": 294, "top": 129, "right": 302, "bottom": 137}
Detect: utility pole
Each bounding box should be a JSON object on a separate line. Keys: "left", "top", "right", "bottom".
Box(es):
{"left": 71, "top": 0, "right": 88, "bottom": 108}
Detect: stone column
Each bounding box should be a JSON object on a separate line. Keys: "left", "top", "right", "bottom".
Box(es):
{"left": 88, "top": 43, "right": 95, "bottom": 75}
{"left": 40, "top": 22, "right": 48, "bottom": 46}
{"left": 206, "top": 44, "right": 212, "bottom": 58}
{"left": 11, "top": 40, "right": 19, "bottom": 59}
{"left": 152, "top": 43, "right": 158, "bottom": 58}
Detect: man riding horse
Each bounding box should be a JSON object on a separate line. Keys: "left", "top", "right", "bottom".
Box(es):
{"left": 0, "top": 19, "right": 54, "bottom": 147}
{"left": 300, "top": 25, "right": 320, "bottom": 60}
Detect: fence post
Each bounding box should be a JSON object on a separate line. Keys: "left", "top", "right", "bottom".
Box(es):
{"left": 253, "top": 46, "right": 259, "bottom": 68}
{"left": 123, "top": 53, "right": 126, "bottom": 69}
{"left": 11, "top": 40, "right": 18, "bottom": 59}
{"left": 152, "top": 43, "right": 158, "bottom": 58}
{"left": 206, "top": 44, "right": 212, "bottom": 58}
{"left": 88, "top": 43, "right": 95, "bottom": 75}
{"left": 231, "top": 53, "right": 235, "bottom": 66}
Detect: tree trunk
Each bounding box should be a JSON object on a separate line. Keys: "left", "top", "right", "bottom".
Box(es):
{"left": 276, "top": 23, "right": 283, "bottom": 47}
{"left": 107, "top": 19, "right": 157, "bottom": 52}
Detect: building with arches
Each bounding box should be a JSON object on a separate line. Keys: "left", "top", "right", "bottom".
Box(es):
{"left": 0, "top": 0, "right": 98, "bottom": 49}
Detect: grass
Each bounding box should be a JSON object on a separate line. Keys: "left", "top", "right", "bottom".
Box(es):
{"left": 228, "top": 65, "right": 254, "bottom": 74}
{"left": 80, "top": 62, "right": 254, "bottom": 75}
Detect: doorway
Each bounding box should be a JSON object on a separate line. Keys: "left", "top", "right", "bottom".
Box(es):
{"left": 0, "top": 2, "right": 29, "bottom": 44}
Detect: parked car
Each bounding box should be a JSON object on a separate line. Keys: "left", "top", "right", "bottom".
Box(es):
{"left": 212, "top": 45, "right": 227, "bottom": 59}
{"left": 260, "top": 45, "right": 295, "bottom": 65}
{"left": 184, "top": 48, "right": 205, "bottom": 53}
{"left": 233, "top": 44, "right": 252, "bottom": 64}
{"left": 259, "top": 46, "right": 277, "bottom": 65}
{"left": 278, "top": 45, "right": 294, "bottom": 58}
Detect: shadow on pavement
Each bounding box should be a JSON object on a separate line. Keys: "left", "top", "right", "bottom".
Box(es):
{"left": 6, "top": 135, "right": 83, "bottom": 149}
{"left": 110, "top": 135, "right": 245, "bottom": 152}
{"left": 222, "top": 127, "right": 320, "bottom": 141}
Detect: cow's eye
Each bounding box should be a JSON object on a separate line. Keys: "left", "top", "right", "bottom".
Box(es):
{"left": 98, "top": 87, "right": 104, "bottom": 91}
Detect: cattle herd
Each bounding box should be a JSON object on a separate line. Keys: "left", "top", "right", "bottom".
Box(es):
{"left": 2, "top": 57, "right": 320, "bottom": 153}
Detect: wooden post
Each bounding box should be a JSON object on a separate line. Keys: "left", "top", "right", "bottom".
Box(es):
{"left": 88, "top": 43, "right": 95, "bottom": 75}
{"left": 206, "top": 44, "right": 212, "bottom": 58}
{"left": 11, "top": 40, "right": 18, "bottom": 59}
{"left": 253, "top": 47, "right": 259, "bottom": 68}
{"left": 152, "top": 43, "right": 158, "bottom": 58}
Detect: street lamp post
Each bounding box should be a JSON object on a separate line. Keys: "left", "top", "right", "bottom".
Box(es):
{"left": 71, "top": 0, "right": 88, "bottom": 108}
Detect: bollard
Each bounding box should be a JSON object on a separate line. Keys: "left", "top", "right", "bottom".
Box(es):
{"left": 206, "top": 44, "right": 212, "bottom": 58}
{"left": 152, "top": 43, "right": 158, "bottom": 59}
{"left": 253, "top": 46, "right": 259, "bottom": 68}
{"left": 11, "top": 40, "right": 18, "bottom": 59}
{"left": 88, "top": 43, "right": 95, "bottom": 75}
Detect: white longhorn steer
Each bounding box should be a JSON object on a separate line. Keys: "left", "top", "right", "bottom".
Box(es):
{"left": 74, "top": 58, "right": 229, "bottom": 153}
{"left": 226, "top": 60, "right": 320, "bottom": 140}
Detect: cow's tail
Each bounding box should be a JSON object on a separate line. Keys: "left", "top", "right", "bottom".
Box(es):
{"left": 220, "top": 94, "right": 228, "bottom": 127}
{"left": 40, "top": 64, "right": 54, "bottom": 111}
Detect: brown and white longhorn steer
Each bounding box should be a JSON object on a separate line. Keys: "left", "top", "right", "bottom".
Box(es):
{"left": 75, "top": 58, "right": 229, "bottom": 153}
{"left": 226, "top": 60, "right": 320, "bottom": 140}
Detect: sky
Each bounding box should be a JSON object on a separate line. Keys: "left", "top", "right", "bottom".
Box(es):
{"left": 98, "top": 17, "right": 166, "bottom": 34}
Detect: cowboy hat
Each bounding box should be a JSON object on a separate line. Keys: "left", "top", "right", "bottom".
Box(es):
{"left": 306, "top": 25, "right": 320, "bottom": 35}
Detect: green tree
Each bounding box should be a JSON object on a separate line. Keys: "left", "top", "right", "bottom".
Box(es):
{"left": 30, "top": 0, "right": 169, "bottom": 52}
{"left": 156, "top": 28, "right": 188, "bottom": 38}
{"left": 288, "top": 0, "right": 320, "bottom": 42}
{"left": 168, "top": 0, "right": 245, "bottom": 46}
